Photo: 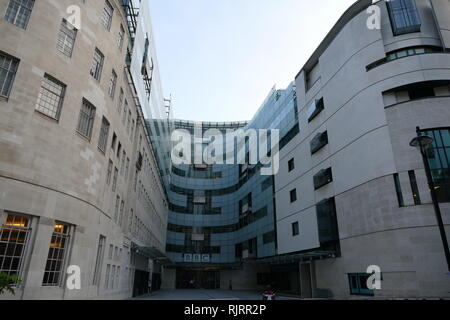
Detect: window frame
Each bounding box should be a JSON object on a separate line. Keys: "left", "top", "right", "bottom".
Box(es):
{"left": 76, "top": 98, "right": 97, "bottom": 140}
{"left": 0, "top": 51, "right": 20, "bottom": 99}
{"left": 4, "top": 0, "right": 35, "bottom": 29}
{"left": 57, "top": 19, "right": 77, "bottom": 58}
{"left": 34, "top": 73, "right": 66, "bottom": 121}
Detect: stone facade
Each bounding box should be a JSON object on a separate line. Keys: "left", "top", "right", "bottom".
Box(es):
{"left": 0, "top": 0, "right": 168, "bottom": 299}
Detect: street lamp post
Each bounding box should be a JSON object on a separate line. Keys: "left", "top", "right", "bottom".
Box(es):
{"left": 410, "top": 126, "right": 450, "bottom": 272}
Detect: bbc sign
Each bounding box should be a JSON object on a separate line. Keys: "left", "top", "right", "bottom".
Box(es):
{"left": 183, "top": 254, "right": 210, "bottom": 263}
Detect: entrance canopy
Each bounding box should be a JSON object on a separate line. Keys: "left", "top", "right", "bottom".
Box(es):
{"left": 251, "top": 250, "right": 337, "bottom": 265}
{"left": 132, "top": 245, "right": 173, "bottom": 265}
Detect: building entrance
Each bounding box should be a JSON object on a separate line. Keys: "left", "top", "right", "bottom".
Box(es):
{"left": 176, "top": 268, "right": 220, "bottom": 289}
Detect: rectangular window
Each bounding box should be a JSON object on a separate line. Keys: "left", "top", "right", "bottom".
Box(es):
{"left": 76, "top": 99, "right": 96, "bottom": 139}
{"left": 310, "top": 131, "right": 329, "bottom": 154}
{"left": 290, "top": 189, "right": 297, "bottom": 203}
{"left": 119, "top": 200, "right": 124, "bottom": 226}
{"left": 5, "top": 0, "right": 35, "bottom": 29}
{"left": 393, "top": 173, "right": 405, "bottom": 207}
{"left": 121, "top": 151, "right": 126, "bottom": 175}
{"left": 131, "top": 119, "right": 135, "bottom": 141}
{"left": 90, "top": 48, "right": 104, "bottom": 81}
{"left": 0, "top": 213, "right": 31, "bottom": 279}
{"left": 307, "top": 97, "right": 324, "bottom": 122}
{"left": 106, "top": 159, "right": 113, "bottom": 185}
{"left": 42, "top": 222, "right": 71, "bottom": 286}
{"left": 0, "top": 51, "right": 20, "bottom": 98}
{"left": 122, "top": 100, "right": 128, "bottom": 124}
{"left": 118, "top": 24, "right": 125, "bottom": 50}
{"left": 313, "top": 167, "right": 333, "bottom": 190}
{"left": 111, "top": 133, "right": 117, "bottom": 151}
{"left": 127, "top": 111, "right": 131, "bottom": 133}
{"left": 35, "top": 74, "right": 66, "bottom": 120}
{"left": 348, "top": 273, "right": 375, "bottom": 296}
{"left": 114, "top": 195, "right": 120, "bottom": 222}
{"left": 57, "top": 19, "right": 77, "bottom": 57}
{"left": 408, "top": 170, "right": 421, "bottom": 205}
{"left": 101, "top": 0, "right": 114, "bottom": 31}
{"left": 111, "top": 265, "right": 115, "bottom": 289}
{"left": 288, "top": 158, "right": 295, "bottom": 172}
{"left": 118, "top": 88, "right": 123, "bottom": 114}
{"left": 105, "top": 264, "right": 110, "bottom": 289}
{"left": 108, "top": 70, "right": 117, "bottom": 98}
{"left": 387, "top": 0, "right": 421, "bottom": 36}
{"left": 98, "top": 116, "right": 110, "bottom": 153}
{"left": 421, "top": 128, "right": 450, "bottom": 203}
{"left": 125, "top": 158, "right": 130, "bottom": 180}
{"left": 292, "top": 221, "right": 299, "bottom": 236}
{"left": 112, "top": 167, "right": 118, "bottom": 191}
{"left": 92, "top": 235, "right": 105, "bottom": 286}
{"left": 108, "top": 244, "right": 113, "bottom": 259}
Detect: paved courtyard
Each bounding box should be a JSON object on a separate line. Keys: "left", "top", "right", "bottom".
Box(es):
{"left": 132, "top": 289, "right": 301, "bottom": 300}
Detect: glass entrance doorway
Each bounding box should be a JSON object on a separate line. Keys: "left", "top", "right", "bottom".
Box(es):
{"left": 176, "top": 268, "right": 220, "bottom": 289}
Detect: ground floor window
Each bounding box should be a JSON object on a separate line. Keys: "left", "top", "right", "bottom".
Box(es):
{"left": 348, "top": 273, "right": 374, "bottom": 296}
{"left": 42, "top": 222, "right": 72, "bottom": 286}
{"left": 0, "top": 212, "right": 32, "bottom": 279}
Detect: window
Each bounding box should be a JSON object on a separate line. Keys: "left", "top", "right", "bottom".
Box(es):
{"left": 292, "top": 222, "right": 299, "bottom": 236}
{"left": 118, "top": 24, "right": 125, "bottom": 50}
{"left": 316, "top": 197, "right": 339, "bottom": 244}
{"left": 311, "top": 131, "right": 329, "bottom": 154}
{"left": 114, "top": 195, "right": 120, "bottom": 222}
{"left": 108, "top": 70, "right": 117, "bottom": 98}
{"left": 90, "top": 48, "right": 104, "bottom": 81}
{"left": 112, "top": 167, "right": 118, "bottom": 191}
{"left": 0, "top": 51, "right": 19, "bottom": 98}
{"left": 408, "top": 170, "right": 421, "bottom": 205}
{"left": 127, "top": 111, "right": 131, "bottom": 133}
{"left": 348, "top": 273, "right": 375, "bottom": 296}
{"left": 387, "top": 0, "right": 421, "bottom": 36}
{"left": 314, "top": 167, "right": 333, "bottom": 190}
{"left": 307, "top": 97, "right": 324, "bottom": 122}
{"left": 119, "top": 200, "right": 125, "bottom": 226}
{"left": 122, "top": 100, "right": 128, "bottom": 124}
{"left": 98, "top": 117, "right": 110, "bottom": 153}
{"left": 118, "top": 88, "right": 124, "bottom": 114}
{"left": 288, "top": 158, "right": 295, "bottom": 172}
{"left": 76, "top": 99, "right": 96, "bottom": 139}
{"left": 101, "top": 0, "right": 114, "bottom": 31}
{"left": 105, "top": 264, "right": 110, "bottom": 289}
{"left": 92, "top": 235, "right": 106, "bottom": 286}
{"left": 57, "top": 19, "right": 77, "bottom": 57}
{"left": 367, "top": 47, "right": 442, "bottom": 71}
{"left": 0, "top": 213, "right": 31, "bottom": 279}
{"left": 111, "top": 132, "right": 117, "bottom": 151}
{"left": 421, "top": 128, "right": 450, "bottom": 203}
{"left": 5, "top": 0, "right": 35, "bottom": 29}
{"left": 35, "top": 74, "right": 66, "bottom": 120}
{"left": 393, "top": 173, "right": 405, "bottom": 207}
{"left": 125, "top": 158, "right": 130, "bottom": 180}
{"left": 290, "top": 189, "right": 297, "bottom": 203}
{"left": 131, "top": 119, "right": 135, "bottom": 141}
{"left": 106, "top": 159, "right": 113, "bottom": 185}
{"left": 121, "top": 151, "right": 126, "bottom": 175}
{"left": 111, "top": 265, "right": 115, "bottom": 289}
{"left": 42, "top": 222, "right": 71, "bottom": 286}
{"left": 408, "top": 87, "right": 435, "bottom": 100}
{"left": 108, "top": 244, "right": 113, "bottom": 259}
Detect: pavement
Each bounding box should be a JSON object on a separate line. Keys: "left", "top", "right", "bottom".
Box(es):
{"left": 131, "top": 289, "right": 302, "bottom": 300}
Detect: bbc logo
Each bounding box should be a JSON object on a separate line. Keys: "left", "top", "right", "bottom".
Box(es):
{"left": 183, "top": 254, "right": 210, "bottom": 263}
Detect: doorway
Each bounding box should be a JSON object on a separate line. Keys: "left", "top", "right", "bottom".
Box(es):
{"left": 176, "top": 269, "right": 220, "bottom": 289}
{"left": 300, "top": 263, "right": 313, "bottom": 298}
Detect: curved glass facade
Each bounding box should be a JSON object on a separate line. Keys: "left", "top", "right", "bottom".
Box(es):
{"left": 154, "top": 83, "right": 299, "bottom": 268}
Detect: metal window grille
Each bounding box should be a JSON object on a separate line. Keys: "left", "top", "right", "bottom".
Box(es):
{"left": 42, "top": 222, "right": 70, "bottom": 286}
{"left": 0, "top": 213, "right": 31, "bottom": 279}
{"left": 76, "top": 99, "right": 96, "bottom": 139}
{"left": 90, "top": 48, "right": 104, "bottom": 81}
{"left": 35, "top": 74, "right": 66, "bottom": 119}
{"left": 92, "top": 235, "right": 105, "bottom": 286}
{"left": 98, "top": 117, "right": 110, "bottom": 152}
{"left": 108, "top": 70, "right": 117, "bottom": 97}
{"left": 0, "top": 51, "right": 19, "bottom": 98}
{"left": 57, "top": 19, "right": 77, "bottom": 57}
{"left": 5, "top": 0, "right": 34, "bottom": 29}
{"left": 100, "top": 0, "right": 114, "bottom": 31}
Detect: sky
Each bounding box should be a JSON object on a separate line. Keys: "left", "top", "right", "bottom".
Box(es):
{"left": 149, "top": 0, "right": 357, "bottom": 122}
